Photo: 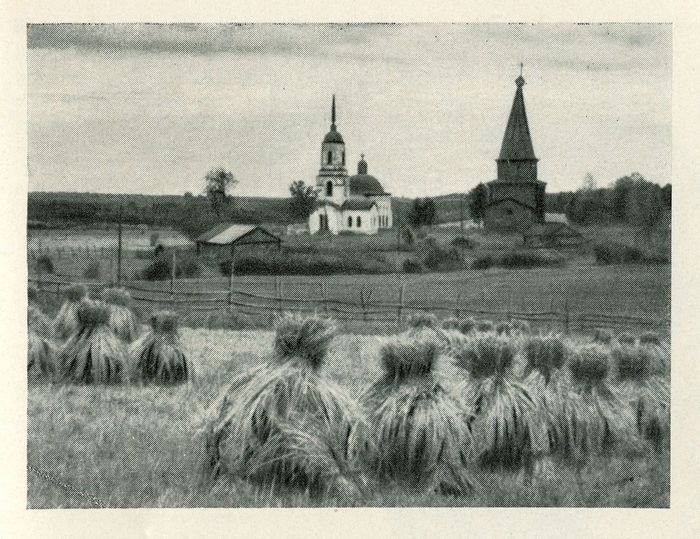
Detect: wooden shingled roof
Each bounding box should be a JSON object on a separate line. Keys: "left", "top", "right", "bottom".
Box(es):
{"left": 498, "top": 75, "right": 537, "bottom": 162}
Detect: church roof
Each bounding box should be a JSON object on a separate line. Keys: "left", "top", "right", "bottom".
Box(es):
{"left": 314, "top": 200, "right": 341, "bottom": 210}
{"left": 498, "top": 73, "right": 537, "bottom": 162}
{"left": 341, "top": 199, "right": 377, "bottom": 211}
{"left": 348, "top": 175, "right": 388, "bottom": 196}
{"left": 323, "top": 126, "right": 344, "bottom": 144}
{"left": 348, "top": 156, "right": 388, "bottom": 195}
{"left": 484, "top": 196, "right": 536, "bottom": 212}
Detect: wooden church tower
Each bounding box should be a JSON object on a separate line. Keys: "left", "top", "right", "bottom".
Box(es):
{"left": 483, "top": 67, "right": 546, "bottom": 231}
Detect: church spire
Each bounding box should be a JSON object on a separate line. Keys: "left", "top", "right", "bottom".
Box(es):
{"left": 498, "top": 66, "right": 536, "bottom": 162}
{"left": 331, "top": 94, "right": 336, "bottom": 128}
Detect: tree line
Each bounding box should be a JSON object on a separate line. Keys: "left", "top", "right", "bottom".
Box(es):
{"left": 29, "top": 168, "right": 670, "bottom": 239}
{"left": 466, "top": 172, "right": 670, "bottom": 230}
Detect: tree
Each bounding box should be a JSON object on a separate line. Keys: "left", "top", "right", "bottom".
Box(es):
{"left": 467, "top": 183, "right": 488, "bottom": 228}
{"left": 407, "top": 198, "right": 436, "bottom": 228}
{"left": 423, "top": 198, "right": 436, "bottom": 227}
{"left": 407, "top": 198, "right": 424, "bottom": 228}
{"left": 583, "top": 172, "right": 597, "bottom": 191}
{"left": 289, "top": 180, "right": 317, "bottom": 220}
{"left": 205, "top": 168, "right": 237, "bottom": 218}
{"left": 661, "top": 183, "right": 671, "bottom": 210}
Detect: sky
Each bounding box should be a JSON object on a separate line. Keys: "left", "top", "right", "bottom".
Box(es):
{"left": 27, "top": 23, "right": 672, "bottom": 198}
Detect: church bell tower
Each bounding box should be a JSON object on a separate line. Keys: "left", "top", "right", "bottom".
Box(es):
{"left": 316, "top": 95, "right": 349, "bottom": 204}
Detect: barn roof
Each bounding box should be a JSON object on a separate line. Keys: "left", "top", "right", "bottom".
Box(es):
{"left": 196, "top": 224, "right": 280, "bottom": 245}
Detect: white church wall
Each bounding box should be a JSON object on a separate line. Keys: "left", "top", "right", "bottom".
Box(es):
{"left": 309, "top": 206, "right": 342, "bottom": 235}
{"left": 317, "top": 175, "right": 349, "bottom": 206}
{"left": 342, "top": 207, "right": 379, "bottom": 235}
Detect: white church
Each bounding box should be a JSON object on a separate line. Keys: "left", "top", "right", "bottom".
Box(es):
{"left": 308, "top": 96, "right": 393, "bottom": 235}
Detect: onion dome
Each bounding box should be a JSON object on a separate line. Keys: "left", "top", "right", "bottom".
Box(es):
{"left": 348, "top": 155, "right": 388, "bottom": 196}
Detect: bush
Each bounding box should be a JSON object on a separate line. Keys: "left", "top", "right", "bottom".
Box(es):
{"left": 140, "top": 254, "right": 201, "bottom": 281}
{"left": 37, "top": 255, "right": 54, "bottom": 274}
{"left": 83, "top": 259, "right": 100, "bottom": 279}
{"left": 178, "top": 256, "right": 201, "bottom": 278}
{"left": 472, "top": 256, "right": 494, "bottom": 270}
{"left": 417, "top": 238, "right": 460, "bottom": 271}
{"left": 402, "top": 258, "right": 422, "bottom": 274}
{"left": 593, "top": 241, "right": 669, "bottom": 265}
{"left": 498, "top": 250, "right": 565, "bottom": 269}
{"left": 473, "top": 251, "right": 564, "bottom": 270}
{"left": 451, "top": 236, "right": 476, "bottom": 250}
{"left": 593, "top": 241, "right": 643, "bottom": 264}
{"left": 217, "top": 251, "right": 390, "bottom": 276}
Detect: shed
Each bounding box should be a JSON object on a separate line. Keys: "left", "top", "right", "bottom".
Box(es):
{"left": 195, "top": 224, "right": 281, "bottom": 257}
{"left": 523, "top": 221, "right": 584, "bottom": 248}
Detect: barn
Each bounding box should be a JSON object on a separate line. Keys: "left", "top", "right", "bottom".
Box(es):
{"left": 195, "top": 224, "right": 281, "bottom": 258}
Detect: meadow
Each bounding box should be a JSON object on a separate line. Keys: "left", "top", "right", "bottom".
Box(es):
{"left": 28, "top": 325, "right": 669, "bottom": 508}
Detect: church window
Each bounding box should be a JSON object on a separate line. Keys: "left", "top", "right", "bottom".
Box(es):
{"left": 357, "top": 216, "right": 361, "bottom": 227}
{"left": 327, "top": 151, "right": 333, "bottom": 164}
{"left": 326, "top": 181, "right": 333, "bottom": 197}
{"left": 348, "top": 216, "right": 352, "bottom": 228}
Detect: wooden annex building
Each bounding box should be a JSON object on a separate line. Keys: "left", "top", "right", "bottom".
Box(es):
{"left": 195, "top": 224, "right": 281, "bottom": 258}
{"left": 523, "top": 221, "right": 584, "bottom": 248}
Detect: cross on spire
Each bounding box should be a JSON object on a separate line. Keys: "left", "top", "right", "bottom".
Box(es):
{"left": 516, "top": 63, "right": 525, "bottom": 87}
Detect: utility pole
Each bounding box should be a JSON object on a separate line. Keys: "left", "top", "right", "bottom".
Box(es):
{"left": 460, "top": 194, "right": 465, "bottom": 237}
{"left": 117, "top": 204, "right": 123, "bottom": 286}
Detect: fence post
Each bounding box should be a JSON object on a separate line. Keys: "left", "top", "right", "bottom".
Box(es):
{"left": 563, "top": 298, "right": 570, "bottom": 335}
{"left": 228, "top": 268, "right": 234, "bottom": 314}
{"left": 170, "top": 251, "right": 176, "bottom": 309}
{"left": 397, "top": 282, "right": 406, "bottom": 324}
{"left": 360, "top": 287, "right": 367, "bottom": 322}
{"left": 117, "top": 205, "right": 123, "bottom": 286}
{"left": 275, "top": 277, "right": 283, "bottom": 314}
{"left": 321, "top": 282, "right": 329, "bottom": 316}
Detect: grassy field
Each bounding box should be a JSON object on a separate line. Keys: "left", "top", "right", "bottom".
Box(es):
{"left": 130, "top": 263, "right": 670, "bottom": 320}
{"left": 27, "top": 328, "right": 669, "bottom": 508}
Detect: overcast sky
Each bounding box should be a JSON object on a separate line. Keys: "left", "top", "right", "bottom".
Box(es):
{"left": 27, "top": 23, "right": 671, "bottom": 198}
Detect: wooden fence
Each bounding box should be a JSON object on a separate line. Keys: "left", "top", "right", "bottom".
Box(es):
{"left": 28, "top": 276, "right": 671, "bottom": 334}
